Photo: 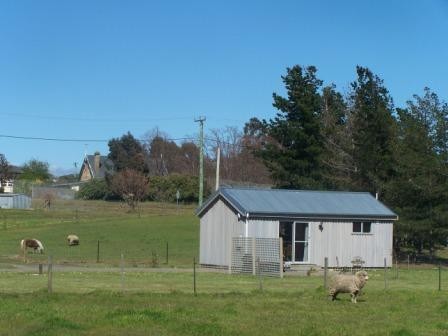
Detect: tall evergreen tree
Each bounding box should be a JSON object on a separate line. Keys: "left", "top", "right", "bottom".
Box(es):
{"left": 349, "top": 66, "right": 396, "bottom": 196}
{"left": 260, "top": 65, "right": 324, "bottom": 189}
{"left": 389, "top": 90, "right": 448, "bottom": 257}
{"left": 320, "top": 85, "right": 355, "bottom": 189}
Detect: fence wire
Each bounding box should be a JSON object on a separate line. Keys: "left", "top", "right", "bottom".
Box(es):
{"left": 231, "top": 237, "right": 282, "bottom": 277}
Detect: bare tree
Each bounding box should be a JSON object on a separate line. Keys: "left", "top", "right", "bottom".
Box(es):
{"left": 110, "top": 169, "right": 149, "bottom": 211}
{"left": 207, "top": 126, "right": 272, "bottom": 185}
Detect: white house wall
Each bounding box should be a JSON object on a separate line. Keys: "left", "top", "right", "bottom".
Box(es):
{"left": 309, "top": 221, "right": 393, "bottom": 267}
{"left": 247, "top": 219, "right": 278, "bottom": 238}
{"left": 199, "top": 199, "right": 244, "bottom": 267}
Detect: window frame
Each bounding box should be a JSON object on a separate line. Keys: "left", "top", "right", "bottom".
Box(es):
{"left": 352, "top": 221, "right": 372, "bottom": 234}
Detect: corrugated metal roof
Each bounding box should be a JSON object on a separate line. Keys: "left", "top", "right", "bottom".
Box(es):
{"left": 197, "top": 187, "right": 398, "bottom": 220}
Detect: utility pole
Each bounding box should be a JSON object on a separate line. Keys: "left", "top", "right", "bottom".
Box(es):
{"left": 195, "top": 116, "right": 206, "bottom": 206}
{"left": 215, "top": 146, "right": 220, "bottom": 191}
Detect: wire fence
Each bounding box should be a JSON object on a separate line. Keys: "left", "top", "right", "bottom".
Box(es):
{"left": 0, "top": 261, "right": 447, "bottom": 296}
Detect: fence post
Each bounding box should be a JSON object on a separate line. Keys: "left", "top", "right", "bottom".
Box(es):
{"left": 120, "top": 253, "right": 125, "bottom": 292}
{"left": 324, "top": 257, "right": 328, "bottom": 290}
{"left": 228, "top": 238, "right": 233, "bottom": 275}
{"left": 257, "top": 257, "right": 263, "bottom": 291}
{"left": 407, "top": 254, "right": 410, "bottom": 270}
{"left": 193, "top": 257, "right": 197, "bottom": 296}
{"left": 96, "top": 240, "right": 100, "bottom": 263}
{"left": 165, "top": 242, "right": 169, "bottom": 264}
{"left": 395, "top": 257, "right": 399, "bottom": 280}
{"left": 47, "top": 256, "right": 53, "bottom": 294}
{"left": 252, "top": 237, "right": 256, "bottom": 276}
{"left": 38, "top": 264, "right": 43, "bottom": 275}
{"left": 439, "top": 263, "right": 442, "bottom": 291}
{"left": 279, "top": 237, "right": 283, "bottom": 278}
{"left": 384, "top": 257, "right": 387, "bottom": 290}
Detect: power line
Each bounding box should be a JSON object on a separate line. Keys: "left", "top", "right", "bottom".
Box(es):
{"left": 0, "top": 134, "right": 197, "bottom": 143}
{"left": 0, "top": 133, "right": 256, "bottom": 150}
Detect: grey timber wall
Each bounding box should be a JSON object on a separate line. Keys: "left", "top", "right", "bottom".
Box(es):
{"left": 309, "top": 221, "right": 393, "bottom": 267}
{"left": 199, "top": 199, "right": 244, "bottom": 267}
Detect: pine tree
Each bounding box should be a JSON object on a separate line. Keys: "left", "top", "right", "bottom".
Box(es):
{"left": 260, "top": 65, "right": 323, "bottom": 189}
{"left": 349, "top": 66, "right": 396, "bottom": 196}
{"left": 320, "top": 85, "right": 355, "bottom": 189}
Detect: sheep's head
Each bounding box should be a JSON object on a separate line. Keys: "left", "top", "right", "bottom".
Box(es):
{"left": 355, "top": 270, "right": 369, "bottom": 284}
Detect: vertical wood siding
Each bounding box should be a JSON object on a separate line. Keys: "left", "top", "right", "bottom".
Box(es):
{"left": 248, "top": 219, "right": 279, "bottom": 238}
{"left": 199, "top": 199, "right": 244, "bottom": 267}
{"left": 309, "top": 221, "right": 393, "bottom": 267}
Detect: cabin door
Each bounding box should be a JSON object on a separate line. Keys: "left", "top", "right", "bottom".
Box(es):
{"left": 279, "top": 222, "right": 310, "bottom": 263}
{"left": 294, "top": 222, "right": 309, "bottom": 263}
{"left": 279, "top": 221, "right": 293, "bottom": 262}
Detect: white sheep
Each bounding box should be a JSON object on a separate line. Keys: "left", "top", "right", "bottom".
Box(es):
{"left": 328, "top": 270, "right": 369, "bottom": 303}
{"left": 67, "top": 234, "right": 80, "bottom": 246}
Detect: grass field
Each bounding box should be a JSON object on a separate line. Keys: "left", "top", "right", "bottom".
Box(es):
{"left": 1, "top": 200, "right": 448, "bottom": 335}
{"left": 1, "top": 270, "right": 448, "bottom": 335}
{"left": 0, "top": 200, "right": 198, "bottom": 266}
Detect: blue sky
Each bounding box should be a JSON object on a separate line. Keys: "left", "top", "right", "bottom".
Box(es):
{"left": 1, "top": 1, "right": 448, "bottom": 175}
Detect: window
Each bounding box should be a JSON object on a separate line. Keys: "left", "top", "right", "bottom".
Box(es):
{"left": 352, "top": 222, "right": 372, "bottom": 234}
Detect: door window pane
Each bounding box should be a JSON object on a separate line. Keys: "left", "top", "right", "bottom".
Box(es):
{"left": 294, "top": 242, "right": 308, "bottom": 262}
{"left": 353, "top": 222, "right": 362, "bottom": 233}
{"left": 295, "top": 223, "right": 308, "bottom": 241}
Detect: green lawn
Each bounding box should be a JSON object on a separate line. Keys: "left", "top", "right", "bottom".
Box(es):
{"left": 0, "top": 200, "right": 198, "bottom": 266}
{"left": 1, "top": 200, "right": 448, "bottom": 335}
{"left": 1, "top": 270, "right": 448, "bottom": 335}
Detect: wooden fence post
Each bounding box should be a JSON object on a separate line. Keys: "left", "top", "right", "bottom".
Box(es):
{"left": 228, "top": 238, "right": 232, "bottom": 274}
{"left": 324, "top": 257, "right": 328, "bottom": 290}
{"left": 193, "top": 257, "right": 197, "bottom": 296}
{"left": 439, "top": 263, "right": 442, "bottom": 291}
{"left": 252, "top": 237, "right": 256, "bottom": 276}
{"left": 165, "top": 242, "right": 169, "bottom": 264}
{"left": 257, "top": 257, "right": 263, "bottom": 291}
{"left": 96, "top": 240, "right": 100, "bottom": 263}
{"left": 38, "top": 264, "right": 43, "bottom": 275}
{"left": 120, "top": 253, "right": 125, "bottom": 292}
{"left": 47, "top": 256, "right": 53, "bottom": 293}
{"left": 279, "top": 237, "right": 283, "bottom": 278}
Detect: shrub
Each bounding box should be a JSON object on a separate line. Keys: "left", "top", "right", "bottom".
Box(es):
{"left": 147, "top": 174, "right": 209, "bottom": 203}
{"left": 77, "top": 179, "right": 114, "bottom": 200}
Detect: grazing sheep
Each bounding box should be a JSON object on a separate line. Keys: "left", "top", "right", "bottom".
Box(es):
{"left": 67, "top": 234, "right": 80, "bottom": 246}
{"left": 329, "top": 270, "right": 369, "bottom": 303}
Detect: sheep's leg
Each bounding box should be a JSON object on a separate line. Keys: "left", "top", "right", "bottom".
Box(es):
{"left": 351, "top": 291, "right": 358, "bottom": 303}
{"left": 329, "top": 290, "right": 338, "bottom": 301}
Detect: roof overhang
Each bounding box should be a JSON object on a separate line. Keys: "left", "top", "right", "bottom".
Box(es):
{"left": 196, "top": 190, "right": 398, "bottom": 221}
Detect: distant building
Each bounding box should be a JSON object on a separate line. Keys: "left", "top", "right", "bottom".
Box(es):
{"left": 0, "top": 193, "right": 31, "bottom": 209}
{"left": 79, "top": 152, "right": 114, "bottom": 182}
{"left": 0, "top": 165, "right": 23, "bottom": 193}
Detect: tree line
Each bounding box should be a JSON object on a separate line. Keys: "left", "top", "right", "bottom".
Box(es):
{"left": 2, "top": 64, "right": 447, "bottom": 257}
{"left": 252, "top": 65, "right": 448, "bottom": 258}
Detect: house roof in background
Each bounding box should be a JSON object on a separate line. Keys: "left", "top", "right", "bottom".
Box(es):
{"left": 8, "top": 165, "right": 22, "bottom": 175}
{"left": 197, "top": 187, "right": 398, "bottom": 221}
{"left": 83, "top": 154, "right": 114, "bottom": 179}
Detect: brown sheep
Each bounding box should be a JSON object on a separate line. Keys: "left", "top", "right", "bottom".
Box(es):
{"left": 67, "top": 234, "right": 80, "bottom": 246}
{"left": 329, "top": 270, "right": 369, "bottom": 303}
